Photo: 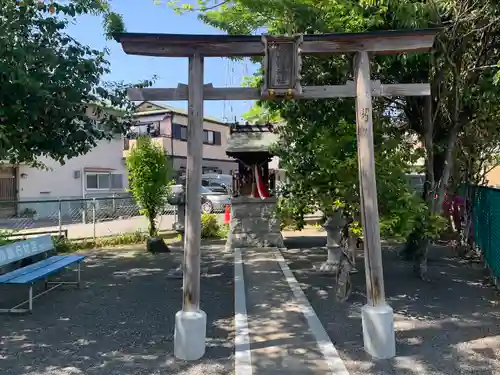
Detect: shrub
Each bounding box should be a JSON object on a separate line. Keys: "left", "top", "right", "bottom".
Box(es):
{"left": 53, "top": 237, "right": 74, "bottom": 253}
{"left": 126, "top": 136, "right": 174, "bottom": 237}
{"left": 0, "top": 230, "right": 14, "bottom": 246}
{"left": 276, "top": 196, "right": 313, "bottom": 230}
{"left": 201, "top": 213, "right": 221, "bottom": 238}
{"left": 218, "top": 223, "right": 230, "bottom": 239}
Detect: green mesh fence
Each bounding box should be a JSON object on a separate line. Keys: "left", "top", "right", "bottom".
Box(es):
{"left": 473, "top": 186, "right": 500, "bottom": 278}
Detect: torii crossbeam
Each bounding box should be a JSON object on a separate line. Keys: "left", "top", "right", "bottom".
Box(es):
{"left": 115, "top": 28, "right": 438, "bottom": 361}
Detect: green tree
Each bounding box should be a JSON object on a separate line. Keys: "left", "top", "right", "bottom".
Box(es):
{"left": 126, "top": 136, "right": 174, "bottom": 237}
{"left": 273, "top": 95, "right": 425, "bottom": 239}
{"left": 376, "top": 0, "right": 500, "bottom": 273}
{"left": 0, "top": 0, "right": 146, "bottom": 167}
{"left": 168, "top": 0, "right": 426, "bottom": 231}
{"left": 167, "top": 0, "right": 500, "bottom": 278}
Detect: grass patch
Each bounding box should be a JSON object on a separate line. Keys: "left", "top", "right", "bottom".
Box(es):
{"left": 0, "top": 217, "right": 230, "bottom": 254}
{"left": 54, "top": 231, "right": 180, "bottom": 253}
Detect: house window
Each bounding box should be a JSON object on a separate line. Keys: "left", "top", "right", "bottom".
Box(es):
{"left": 173, "top": 123, "right": 222, "bottom": 145}
{"left": 180, "top": 126, "right": 188, "bottom": 140}
{"left": 203, "top": 130, "right": 222, "bottom": 145}
{"left": 143, "top": 122, "right": 161, "bottom": 136}
{"left": 86, "top": 173, "right": 123, "bottom": 190}
{"left": 172, "top": 123, "right": 188, "bottom": 141}
{"left": 203, "top": 130, "right": 214, "bottom": 145}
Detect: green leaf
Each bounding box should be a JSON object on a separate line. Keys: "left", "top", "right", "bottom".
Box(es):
{"left": 126, "top": 136, "right": 175, "bottom": 237}
{"left": 0, "top": 0, "right": 145, "bottom": 166}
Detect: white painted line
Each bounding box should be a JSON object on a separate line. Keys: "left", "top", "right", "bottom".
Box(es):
{"left": 274, "top": 248, "right": 351, "bottom": 375}
{"left": 234, "top": 248, "right": 253, "bottom": 375}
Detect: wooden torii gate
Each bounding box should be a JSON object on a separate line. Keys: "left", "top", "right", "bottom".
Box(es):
{"left": 115, "top": 29, "right": 438, "bottom": 361}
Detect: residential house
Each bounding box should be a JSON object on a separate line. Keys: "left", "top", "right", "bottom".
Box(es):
{"left": 0, "top": 102, "right": 244, "bottom": 220}
{"left": 0, "top": 106, "right": 128, "bottom": 219}
{"left": 125, "top": 101, "right": 238, "bottom": 175}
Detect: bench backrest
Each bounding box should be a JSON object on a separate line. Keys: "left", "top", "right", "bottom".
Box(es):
{"left": 0, "top": 235, "right": 54, "bottom": 267}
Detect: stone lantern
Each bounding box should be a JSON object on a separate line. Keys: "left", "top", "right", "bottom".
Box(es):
{"left": 319, "top": 209, "right": 347, "bottom": 272}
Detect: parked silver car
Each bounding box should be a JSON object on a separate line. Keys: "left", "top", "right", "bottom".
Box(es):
{"left": 200, "top": 186, "right": 231, "bottom": 213}
{"left": 201, "top": 173, "right": 233, "bottom": 194}
{"left": 169, "top": 185, "right": 231, "bottom": 214}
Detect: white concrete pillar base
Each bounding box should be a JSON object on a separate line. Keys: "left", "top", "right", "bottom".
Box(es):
{"left": 174, "top": 310, "right": 207, "bottom": 360}
{"left": 361, "top": 303, "right": 396, "bottom": 359}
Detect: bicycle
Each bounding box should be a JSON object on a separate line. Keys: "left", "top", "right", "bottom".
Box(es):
{"left": 335, "top": 225, "right": 356, "bottom": 302}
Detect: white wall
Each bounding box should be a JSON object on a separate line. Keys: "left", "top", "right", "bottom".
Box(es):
{"left": 18, "top": 138, "right": 127, "bottom": 200}
{"left": 17, "top": 138, "right": 128, "bottom": 220}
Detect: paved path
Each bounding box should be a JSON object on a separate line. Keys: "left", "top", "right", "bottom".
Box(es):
{"left": 237, "top": 246, "right": 349, "bottom": 375}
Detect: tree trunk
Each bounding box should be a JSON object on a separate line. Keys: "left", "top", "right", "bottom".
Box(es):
{"left": 148, "top": 211, "right": 157, "bottom": 237}
{"left": 400, "top": 98, "right": 436, "bottom": 267}
{"left": 403, "top": 124, "right": 460, "bottom": 279}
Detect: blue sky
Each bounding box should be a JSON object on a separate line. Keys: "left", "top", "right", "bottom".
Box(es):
{"left": 67, "top": 0, "right": 258, "bottom": 121}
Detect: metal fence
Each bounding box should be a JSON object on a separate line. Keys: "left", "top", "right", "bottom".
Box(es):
{"left": 473, "top": 186, "right": 500, "bottom": 279}
{"left": 0, "top": 195, "right": 180, "bottom": 240}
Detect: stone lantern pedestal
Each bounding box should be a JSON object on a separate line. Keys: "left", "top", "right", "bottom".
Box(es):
{"left": 319, "top": 210, "right": 346, "bottom": 273}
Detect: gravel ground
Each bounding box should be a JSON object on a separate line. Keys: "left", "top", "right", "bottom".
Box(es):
{"left": 282, "top": 235, "right": 500, "bottom": 375}
{"left": 0, "top": 242, "right": 234, "bottom": 375}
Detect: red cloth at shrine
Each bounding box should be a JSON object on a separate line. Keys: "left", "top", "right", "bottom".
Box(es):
{"left": 254, "top": 165, "right": 269, "bottom": 199}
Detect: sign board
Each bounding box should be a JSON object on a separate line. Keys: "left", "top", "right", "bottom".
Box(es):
{"left": 261, "top": 35, "right": 303, "bottom": 99}
{"left": 0, "top": 235, "right": 53, "bottom": 267}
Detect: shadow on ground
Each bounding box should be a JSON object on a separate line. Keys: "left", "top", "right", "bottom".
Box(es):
{"left": 282, "top": 235, "right": 500, "bottom": 375}
{"left": 242, "top": 247, "right": 332, "bottom": 374}
{"left": 0, "top": 244, "right": 234, "bottom": 375}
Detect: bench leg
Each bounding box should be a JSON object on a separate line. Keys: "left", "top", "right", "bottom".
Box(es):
{"left": 0, "top": 262, "right": 83, "bottom": 314}
{"left": 28, "top": 285, "right": 33, "bottom": 313}
{"left": 45, "top": 262, "right": 82, "bottom": 288}
{"left": 77, "top": 263, "right": 81, "bottom": 288}
{"left": 0, "top": 285, "right": 35, "bottom": 314}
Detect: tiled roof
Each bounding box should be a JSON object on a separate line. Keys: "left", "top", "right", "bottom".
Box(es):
{"left": 134, "top": 101, "right": 228, "bottom": 125}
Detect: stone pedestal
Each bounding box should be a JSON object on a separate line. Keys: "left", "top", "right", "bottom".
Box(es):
{"left": 319, "top": 210, "right": 346, "bottom": 273}
{"left": 226, "top": 196, "right": 284, "bottom": 250}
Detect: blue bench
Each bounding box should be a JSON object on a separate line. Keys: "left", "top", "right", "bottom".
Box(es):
{"left": 0, "top": 235, "right": 86, "bottom": 314}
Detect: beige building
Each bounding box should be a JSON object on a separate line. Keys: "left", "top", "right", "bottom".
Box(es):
{"left": 0, "top": 102, "right": 238, "bottom": 219}
{"left": 0, "top": 105, "right": 129, "bottom": 218}
{"left": 125, "top": 101, "right": 238, "bottom": 175}
{"left": 485, "top": 166, "right": 500, "bottom": 188}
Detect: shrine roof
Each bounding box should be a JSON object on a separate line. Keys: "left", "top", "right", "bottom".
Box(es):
{"left": 226, "top": 127, "right": 280, "bottom": 155}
